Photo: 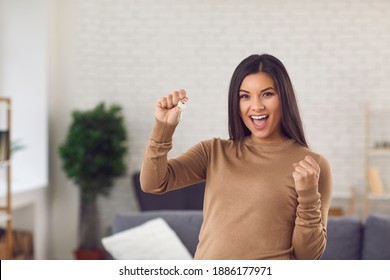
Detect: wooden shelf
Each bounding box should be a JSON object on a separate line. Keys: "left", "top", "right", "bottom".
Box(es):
{"left": 0, "top": 213, "right": 11, "bottom": 224}
{"left": 0, "top": 161, "right": 10, "bottom": 167}
{"left": 368, "top": 149, "right": 390, "bottom": 157}
{"left": 332, "top": 191, "right": 353, "bottom": 199}
{"left": 364, "top": 103, "right": 390, "bottom": 217}
{"left": 367, "top": 193, "right": 390, "bottom": 200}
{"left": 0, "top": 97, "right": 12, "bottom": 260}
{"left": 331, "top": 188, "right": 357, "bottom": 216}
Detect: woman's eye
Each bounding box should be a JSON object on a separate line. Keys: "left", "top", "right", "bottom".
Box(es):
{"left": 263, "top": 92, "right": 273, "bottom": 97}
{"left": 240, "top": 94, "right": 249, "bottom": 99}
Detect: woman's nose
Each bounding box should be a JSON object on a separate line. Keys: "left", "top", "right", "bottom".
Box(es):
{"left": 251, "top": 98, "right": 265, "bottom": 111}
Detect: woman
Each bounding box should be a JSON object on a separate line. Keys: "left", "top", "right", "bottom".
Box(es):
{"left": 140, "top": 54, "right": 332, "bottom": 260}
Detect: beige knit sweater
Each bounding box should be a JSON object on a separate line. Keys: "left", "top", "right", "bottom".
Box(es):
{"left": 140, "top": 120, "right": 332, "bottom": 260}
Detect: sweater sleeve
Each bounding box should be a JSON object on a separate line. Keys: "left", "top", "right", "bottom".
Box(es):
{"left": 140, "top": 119, "right": 209, "bottom": 194}
{"left": 291, "top": 155, "right": 333, "bottom": 260}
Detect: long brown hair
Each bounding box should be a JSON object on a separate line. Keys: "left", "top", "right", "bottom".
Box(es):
{"left": 228, "top": 54, "right": 308, "bottom": 147}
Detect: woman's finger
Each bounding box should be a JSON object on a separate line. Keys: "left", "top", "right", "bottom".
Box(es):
{"left": 166, "top": 94, "right": 174, "bottom": 109}
{"left": 304, "top": 156, "right": 320, "bottom": 172}
{"left": 157, "top": 97, "right": 167, "bottom": 108}
{"left": 172, "top": 91, "right": 180, "bottom": 106}
{"left": 178, "top": 89, "right": 187, "bottom": 100}
{"left": 297, "top": 159, "right": 313, "bottom": 170}
{"left": 294, "top": 165, "right": 308, "bottom": 176}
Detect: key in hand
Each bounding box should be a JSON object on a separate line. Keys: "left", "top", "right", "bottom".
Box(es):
{"left": 177, "top": 97, "right": 188, "bottom": 123}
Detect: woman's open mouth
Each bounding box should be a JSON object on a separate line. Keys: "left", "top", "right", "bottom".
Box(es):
{"left": 250, "top": 114, "right": 269, "bottom": 129}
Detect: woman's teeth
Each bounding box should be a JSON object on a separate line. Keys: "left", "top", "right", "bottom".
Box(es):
{"left": 251, "top": 115, "right": 269, "bottom": 126}
{"left": 251, "top": 115, "right": 268, "bottom": 120}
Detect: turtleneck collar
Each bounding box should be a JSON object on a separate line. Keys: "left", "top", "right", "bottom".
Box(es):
{"left": 243, "top": 137, "right": 296, "bottom": 151}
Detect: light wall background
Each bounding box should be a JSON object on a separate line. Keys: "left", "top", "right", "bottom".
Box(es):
{"left": 0, "top": 0, "right": 48, "bottom": 195}
{"left": 48, "top": 0, "right": 390, "bottom": 259}
{"left": 0, "top": 0, "right": 49, "bottom": 260}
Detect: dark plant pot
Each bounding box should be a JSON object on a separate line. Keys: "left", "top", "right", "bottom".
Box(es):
{"left": 74, "top": 248, "right": 105, "bottom": 260}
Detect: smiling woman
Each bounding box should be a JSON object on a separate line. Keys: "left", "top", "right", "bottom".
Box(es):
{"left": 228, "top": 54, "right": 307, "bottom": 148}
{"left": 140, "top": 54, "right": 333, "bottom": 260}
{"left": 238, "top": 72, "right": 286, "bottom": 144}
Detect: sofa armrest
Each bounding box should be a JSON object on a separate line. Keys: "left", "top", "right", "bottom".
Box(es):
{"left": 362, "top": 214, "right": 390, "bottom": 260}
{"left": 321, "top": 216, "right": 363, "bottom": 260}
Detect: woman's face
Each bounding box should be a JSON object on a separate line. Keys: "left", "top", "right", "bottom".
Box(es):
{"left": 239, "top": 72, "right": 285, "bottom": 144}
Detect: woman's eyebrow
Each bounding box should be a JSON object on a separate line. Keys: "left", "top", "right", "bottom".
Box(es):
{"left": 239, "top": 87, "right": 276, "bottom": 93}
{"left": 260, "top": 87, "right": 275, "bottom": 92}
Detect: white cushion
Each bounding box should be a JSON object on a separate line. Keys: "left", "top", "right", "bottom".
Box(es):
{"left": 102, "top": 218, "right": 193, "bottom": 260}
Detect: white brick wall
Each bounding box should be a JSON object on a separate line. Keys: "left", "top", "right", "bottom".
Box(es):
{"left": 53, "top": 0, "right": 390, "bottom": 251}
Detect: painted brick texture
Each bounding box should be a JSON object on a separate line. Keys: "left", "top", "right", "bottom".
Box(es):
{"left": 67, "top": 0, "right": 390, "bottom": 234}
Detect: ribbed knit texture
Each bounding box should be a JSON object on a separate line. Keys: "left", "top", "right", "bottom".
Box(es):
{"left": 141, "top": 120, "right": 332, "bottom": 260}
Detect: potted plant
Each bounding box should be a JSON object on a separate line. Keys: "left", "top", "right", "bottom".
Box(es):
{"left": 58, "top": 102, "right": 128, "bottom": 259}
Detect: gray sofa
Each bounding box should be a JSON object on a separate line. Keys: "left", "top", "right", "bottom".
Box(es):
{"left": 110, "top": 210, "right": 390, "bottom": 260}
